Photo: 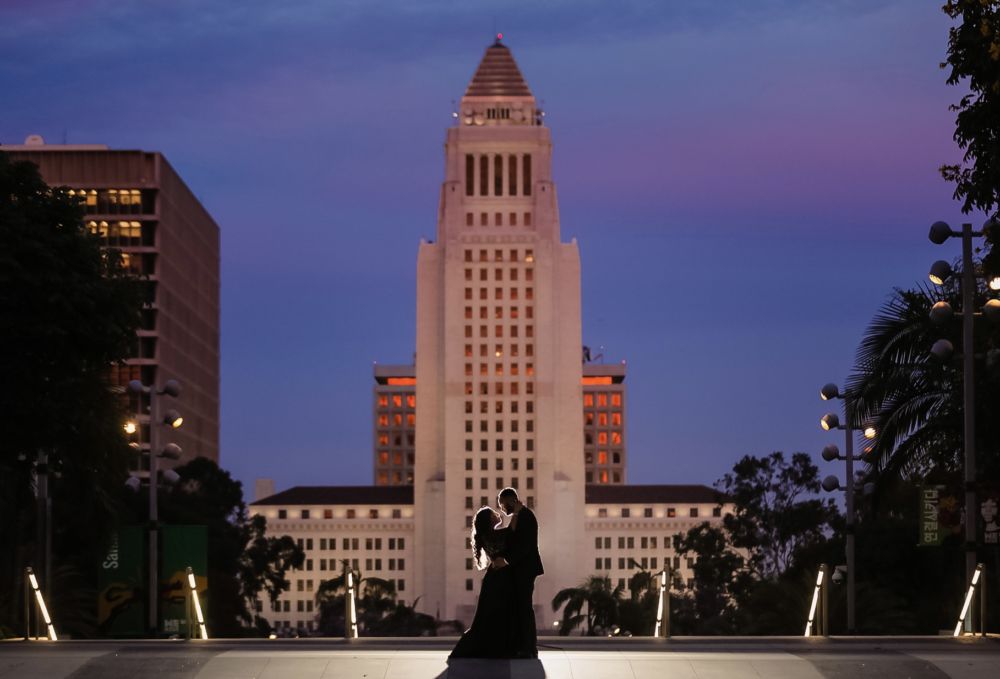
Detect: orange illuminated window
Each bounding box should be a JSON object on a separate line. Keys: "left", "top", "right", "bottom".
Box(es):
{"left": 387, "top": 378, "right": 416, "bottom": 386}
{"left": 612, "top": 432, "right": 622, "bottom": 445}
{"left": 378, "top": 395, "right": 388, "bottom": 407}
{"left": 393, "top": 414, "right": 403, "bottom": 426}
{"left": 378, "top": 471, "right": 388, "bottom": 484}
{"left": 392, "top": 395, "right": 402, "bottom": 408}
{"left": 584, "top": 394, "right": 594, "bottom": 407}
{"left": 378, "top": 415, "right": 388, "bottom": 426}
{"left": 598, "top": 451, "right": 608, "bottom": 465}
{"left": 526, "top": 363, "right": 534, "bottom": 376}
{"left": 600, "top": 470, "right": 609, "bottom": 484}
{"left": 598, "top": 413, "right": 608, "bottom": 426}
{"left": 598, "top": 394, "right": 607, "bottom": 407}
{"left": 581, "top": 377, "right": 612, "bottom": 385}
{"left": 611, "top": 393, "right": 621, "bottom": 407}
{"left": 378, "top": 434, "right": 389, "bottom": 445}
{"left": 406, "top": 414, "right": 415, "bottom": 426}
{"left": 407, "top": 395, "right": 415, "bottom": 408}
{"left": 598, "top": 432, "right": 608, "bottom": 445}
{"left": 378, "top": 451, "right": 389, "bottom": 464}
{"left": 612, "top": 413, "right": 621, "bottom": 426}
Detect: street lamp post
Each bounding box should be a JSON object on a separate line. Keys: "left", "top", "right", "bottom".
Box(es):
{"left": 819, "top": 384, "right": 868, "bottom": 635}
{"left": 127, "top": 378, "right": 182, "bottom": 637}
{"left": 926, "top": 219, "right": 999, "bottom": 611}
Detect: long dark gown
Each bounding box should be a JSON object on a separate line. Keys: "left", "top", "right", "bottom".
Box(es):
{"left": 449, "top": 528, "right": 519, "bottom": 658}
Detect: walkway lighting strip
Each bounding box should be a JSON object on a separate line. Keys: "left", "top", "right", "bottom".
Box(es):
{"left": 26, "top": 568, "right": 57, "bottom": 641}
{"left": 952, "top": 563, "right": 983, "bottom": 637}
{"left": 186, "top": 567, "right": 208, "bottom": 640}
{"left": 804, "top": 568, "right": 824, "bottom": 637}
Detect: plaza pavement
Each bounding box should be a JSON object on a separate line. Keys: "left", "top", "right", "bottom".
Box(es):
{"left": 1, "top": 636, "right": 998, "bottom": 679}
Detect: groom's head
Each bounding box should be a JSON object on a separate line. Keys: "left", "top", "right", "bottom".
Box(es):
{"left": 497, "top": 487, "right": 519, "bottom": 514}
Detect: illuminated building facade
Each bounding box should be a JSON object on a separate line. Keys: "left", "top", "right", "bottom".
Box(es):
{"left": 3, "top": 137, "right": 221, "bottom": 468}
{"left": 251, "top": 40, "right": 725, "bottom": 633}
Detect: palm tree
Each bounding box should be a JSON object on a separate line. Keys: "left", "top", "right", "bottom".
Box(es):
{"left": 847, "top": 280, "right": 1000, "bottom": 485}
{"left": 551, "top": 575, "right": 624, "bottom": 636}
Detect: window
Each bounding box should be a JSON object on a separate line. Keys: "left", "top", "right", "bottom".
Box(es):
{"left": 509, "top": 154, "right": 518, "bottom": 196}
{"left": 370, "top": 509, "right": 379, "bottom": 519}
{"left": 621, "top": 508, "right": 630, "bottom": 518}
{"left": 644, "top": 508, "right": 653, "bottom": 518}
{"left": 347, "top": 509, "right": 356, "bottom": 519}
{"left": 690, "top": 508, "right": 699, "bottom": 518}
{"left": 523, "top": 155, "right": 532, "bottom": 195}
{"left": 612, "top": 393, "right": 622, "bottom": 407}
{"left": 494, "top": 154, "right": 503, "bottom": 196}
{"left": 713, "top": 507, "right": 722, "bottom": 517}
{"left": 465, "top": 155, "right": 474, "bottom": 196}
{"left": 667, "top": 508, "right": 676, "bottom": 518}
{"left": 479, "top": 155, "right": 488, "bottom": 195}
{"left": 598, "top": 508, "right": 608, "bottom": 518}
{"left": 466, "top": 213, "right": 474, "bottom": 227}
{"left": 278, "top": 509, "right": 287, "bottom": 519}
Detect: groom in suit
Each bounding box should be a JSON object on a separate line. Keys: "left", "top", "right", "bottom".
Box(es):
{"left": 495, "top": 487, "right": 543, "bottom": 658}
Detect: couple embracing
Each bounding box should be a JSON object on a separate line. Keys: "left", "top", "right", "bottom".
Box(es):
{"left": 450, "top": 487, "right": 543, "bottom": 659}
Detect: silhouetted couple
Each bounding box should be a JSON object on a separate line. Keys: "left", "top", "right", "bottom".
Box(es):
{"left": 450, "top": 487, "right": 543, "bottom": 659}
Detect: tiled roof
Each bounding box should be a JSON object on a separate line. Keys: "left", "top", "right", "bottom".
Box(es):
{"left": 464, "top": 42, "right": 533, "bottom": 98}
{"left": 585, "top": 484, "right": 723, "bottom": 505}
{"left": 251, "top": 485, "right": 413, "bottom": 506}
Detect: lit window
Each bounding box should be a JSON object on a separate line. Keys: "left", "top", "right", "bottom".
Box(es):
{"left": 378, "top": 395, "right": 388, "bottom": 407}
{"left": 612, "top": 394, "right": 622, "bottom": 407}
{"left": 584, "top": 394, "right": 594, "bottom": 407}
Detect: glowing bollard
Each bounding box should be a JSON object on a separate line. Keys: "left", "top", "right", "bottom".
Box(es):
{"left": 185, "top": 566, "right": 208, "bottom": 639}
{"left": 953, "top": 563, "right": 984, "bottom": 637}
{"left": 804, "top": 564, "right": 827, "bottom": 637}
{"left": 25, "top": 567, "right": 57, "bottom": 641}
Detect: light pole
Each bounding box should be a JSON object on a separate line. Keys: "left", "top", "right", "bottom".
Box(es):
{"left": 819, "top": 383, "right": 875, "bottom": 635}
{"left": 926, "top": 219, "right": 1000, "bottom": 609}
{"left": 127, "top": 378, "right": 182, "bottom": 637}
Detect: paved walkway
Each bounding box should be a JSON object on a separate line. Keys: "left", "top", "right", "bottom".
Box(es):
{"left": 1, "top": 637, "right": 998, "bottom": 679}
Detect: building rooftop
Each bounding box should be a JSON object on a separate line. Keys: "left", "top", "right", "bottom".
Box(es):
{"left": 251, "top": 485, "right": 414, "bottom": 506}
{"left": 464, "top": 40, "right": 533, "bottom": 98}
{"left": 585, "top": 484, "right": 722, "bottom": 505}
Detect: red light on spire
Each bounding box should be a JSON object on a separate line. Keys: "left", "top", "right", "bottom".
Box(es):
{"left": 497, "top": 32, "right": 503, "bottom": 41}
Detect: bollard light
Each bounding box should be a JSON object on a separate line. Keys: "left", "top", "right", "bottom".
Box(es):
{"left": 990, "top": 277, "right": 1000, "bottom": 292}
{"left": 185, "top": 566, "right": 208, "bottom": 639}
{"left": 804, "top": 566, "right": 825, "bottom": 636}
{"left": 124, "top": 421, "right": 137, "bottom": 435}
{"left": 953, "top": 563, "right": 984, "bottom": 637}
{"left": 346, "top": 569, "right": 359, "bottom": 639}
{"left": 26, "top": 567, "right": 57, "bottom": 641}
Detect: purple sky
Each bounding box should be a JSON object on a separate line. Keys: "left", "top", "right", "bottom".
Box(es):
{"left": 1, "top": 1, "right": 985, "bottom": 497}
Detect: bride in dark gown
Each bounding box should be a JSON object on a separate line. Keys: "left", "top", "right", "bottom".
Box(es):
{"left": 449, "top": 506, "right": 519, "bottom": 658}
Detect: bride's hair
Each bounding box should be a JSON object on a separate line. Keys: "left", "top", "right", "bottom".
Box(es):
{"left": 471, "top": 506, "right": 502, "bottom": 571}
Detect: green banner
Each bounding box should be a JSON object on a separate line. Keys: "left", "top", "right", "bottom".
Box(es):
{"left": 97, "top": 526, "right": 146, "bottom": 637}
{"left": 918, "top": 484, "right": 964, "bottom": 546}
{"left": 160, "top": 525, "right": 207, "bottom": 636}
